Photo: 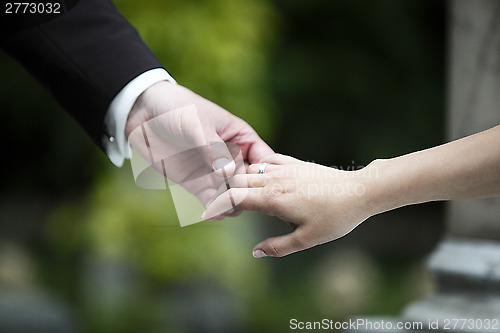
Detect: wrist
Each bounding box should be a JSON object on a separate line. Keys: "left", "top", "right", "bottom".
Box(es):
{"left": 364, "top": 156, "right": 429, "bottom": 217}
{"left": 360, "top": 158, "right": 395, "bottom": 218}
{"left": 125, "top": 80, "right": 173, "bottom": 138}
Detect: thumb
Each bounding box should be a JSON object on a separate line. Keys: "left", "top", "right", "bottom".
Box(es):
{"left": 206, "top": 137, "right": 237, "bottom": 176}
{"left": 252, "top": 231, "right": 308, "bottom": 258}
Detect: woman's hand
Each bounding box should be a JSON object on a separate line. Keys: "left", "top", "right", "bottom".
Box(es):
{"left": 204, "top": 125, "right": 500, "bottom": 258}
{"left": 203, "top": 154, "right": 379, "bottom": 257}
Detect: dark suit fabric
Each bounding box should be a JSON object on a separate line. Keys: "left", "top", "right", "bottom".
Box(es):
{"left": 1, "top": 0, "right": 163, "bottom": 147}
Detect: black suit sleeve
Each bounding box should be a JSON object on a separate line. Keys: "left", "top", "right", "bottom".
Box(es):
{"left": 0, "top": 0, "right": 164, "bottom": 148}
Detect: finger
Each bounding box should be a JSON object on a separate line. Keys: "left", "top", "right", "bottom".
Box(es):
{"left": 223, "top": 208, "right": 243, "bottom": 218}
{"left": 206, "top": 207, "right": 243, "bottom": 221}
{"left": 252, "top": 230, "right": 309, "bottom": 258}
{"left": 228, "top": 174, "right": 267, "bottom": 188}
{"left": 208, "top": 141, "right": 236, "bottom": 176}
{"left": 206, "top": 174, "right": 267, "bottom": 210}
{"left": 202, "top": 188, "right": 270, "bottom": 220}
{"left": 259, "top": 153, "right": 299, "bottom": 165}
{"left": 246, "top": 138, "right": 275, "bottom": 165}
{"left": 210, "top": 174, "right": 267, "bottom": 202}
{"left": 247, "top": 163, "right": 280, "bottom": 175}
{"left": 233, "top": 120, "right": 274, "bottom": 165}
{"left": 228, "top": 209, "right": 243, "bottom": 217}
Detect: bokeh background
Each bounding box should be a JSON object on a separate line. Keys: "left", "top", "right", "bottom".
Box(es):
{"left": 0, "top": 0, "right": 446, "bottom": 332}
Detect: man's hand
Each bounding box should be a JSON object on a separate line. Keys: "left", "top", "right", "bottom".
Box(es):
{"left": 125, "top": 81, "right": 274, "bottom": 211}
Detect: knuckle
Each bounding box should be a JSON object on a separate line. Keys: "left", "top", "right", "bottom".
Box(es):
{"left": 266, "top": 242, "right": 282, "bottom": 257}
{"left": 265, "top": 182, "right": 285, "bottom": 196}
{"left": 270, "top": 170, "right": 285, "bottom": 180}
{"left": 263, "top": 190, "right": 283, "bottom": 214}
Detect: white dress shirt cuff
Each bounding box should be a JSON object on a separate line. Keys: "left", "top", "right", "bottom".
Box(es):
{"left": 103, "top": 68, "right": 177, "bottom": 167}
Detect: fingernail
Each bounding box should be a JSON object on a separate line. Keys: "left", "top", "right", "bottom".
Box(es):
{"left": 201, "top": 210, "right": 208, "bottom": 220}
{"left": 253, "top": 250, "right": 267, "bottom": 258}
{"left": 212, "top": 157, "right": 231, "bottom": 171}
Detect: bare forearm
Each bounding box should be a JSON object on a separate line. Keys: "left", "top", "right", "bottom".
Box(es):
{"left": 367, "top": 125, "right": 500, "bottom": 216}
{"left": 205, "top": 126, "right": 500, "bottom": 257}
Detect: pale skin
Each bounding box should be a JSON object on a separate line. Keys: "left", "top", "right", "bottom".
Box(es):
{"left": 126, "top": 81, "right": 274, "bottom": 216}
{"left": 203, "top": 124, "right": 500, "bottom": 258}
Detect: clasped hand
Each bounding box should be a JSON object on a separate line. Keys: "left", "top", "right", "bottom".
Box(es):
{"left": 125, "top": 81, "right": 273, "bottom": 217}
{"left": 203, "top": 154, "right": 378, "bottom": 258}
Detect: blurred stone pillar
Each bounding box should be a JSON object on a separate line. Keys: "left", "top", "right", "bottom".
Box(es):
{"left": 446, "top": 0, "right": 500, "bottom": 239}
{"left": 399, "top": 0, "right": 500, "bottom": 328}
{"left": 349, "top": 1, "right": 500, "bottom": 331}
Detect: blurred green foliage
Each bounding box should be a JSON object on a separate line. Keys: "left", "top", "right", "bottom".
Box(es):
{"left": 47, "top": 167, "right": 271, "bottom": 332}
{"left": 115, "top": 0, "right": 278, "bottom": 140}
{"left": 42, "top": 0, "right": 279, "bottom": 331}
